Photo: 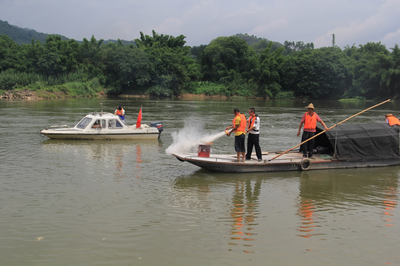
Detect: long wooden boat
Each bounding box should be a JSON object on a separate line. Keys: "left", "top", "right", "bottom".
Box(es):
{"left": 173, "top": 123, "right": 400, "bottom": 173}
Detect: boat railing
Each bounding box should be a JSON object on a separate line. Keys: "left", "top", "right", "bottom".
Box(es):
{"left": 48, "top": 125, "right": 70, "bottom": 129}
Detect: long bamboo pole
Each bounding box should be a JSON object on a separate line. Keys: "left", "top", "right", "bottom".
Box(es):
{"left": 268, "top": 99, "right": 391, "bottom": 162}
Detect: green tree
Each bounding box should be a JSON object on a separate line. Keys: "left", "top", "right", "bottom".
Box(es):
{"left": 389, "top": 44, "right": 400, "bottom": 97}
{"left": 200, "top": 36, "right": 257, "bottom": 82}
{"left": 283, "top": 41, "right": 314, "bottom": 55}
{"left": 37, "top": 35, "right": 68, "bottom": 76}
{"left": 345, "top": 42, "right": 396, "bottom": 99}
{"left": 281, "top": 47, "right": 349, "bottom": 99}
{"left": 19, "top": 39, "right": 43, "bottom": 73}
{"left": 253, "top": 41, "right": 285, "bottom": 97}
{"left": 0, "top": 34, "right": 20, "bottom": 71}
{"left": 135, "top": 30, "right": 186, "bottom": 49}
{"left": 135, "top": 30, "right": 197, "bottom": 96}
{"left": 105, "top": 45, "right": 152, "bottom": 94}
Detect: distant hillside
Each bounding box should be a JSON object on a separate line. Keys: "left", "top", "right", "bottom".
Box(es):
{"left": 0, "top": 20, "right": 135, "bottom": 46}
{"left": 190, "top": 34, "right": 286, "bottom": 59}
{"left": 103, "top": 39, "right": 136, "bottom": 46}
{"left": 234, "top": 33, "right": 284, "bottom": 53}
{"left": 0, "top": 20, "right": 69, "bottom": 45}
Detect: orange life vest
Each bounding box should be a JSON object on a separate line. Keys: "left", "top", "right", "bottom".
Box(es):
{"left": 247, "top": 116, "right": 255, "bottom": 130}
{"left": 304, "top": 112, "right": 318, "bottom": 131}
{"left": 387, "top": 115, "right": 400, "bottom": 126}
{"left": 116, "top": 110, "right": 123, "bottom": 116}
{"left": 232, "top": 114, "right": 246, "bottom": 133}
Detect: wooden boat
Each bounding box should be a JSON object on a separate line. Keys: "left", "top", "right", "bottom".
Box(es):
{"left": 173, "top": 123, "right": 400, "bottom": 173}
{"left": 40, "top": 112, "right": 163, "bottom": 140}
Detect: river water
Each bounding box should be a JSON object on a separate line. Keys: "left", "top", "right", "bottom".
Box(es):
{"left": 1, "top": 97, "right": 399, "bottom": 265}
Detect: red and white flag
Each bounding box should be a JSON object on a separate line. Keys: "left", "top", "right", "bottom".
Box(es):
{"left": 136, "top": 107, "right": 142, "bottom": 128}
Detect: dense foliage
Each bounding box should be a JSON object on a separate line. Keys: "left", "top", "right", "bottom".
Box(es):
{"left": 1, "top": 25, "right": 400, "bottom": 100}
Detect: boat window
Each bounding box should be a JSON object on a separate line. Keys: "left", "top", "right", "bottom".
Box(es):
{"left": 76, "top": 117, "right": 92, "bottom": 129}
{"left": 108, "top": 119, "right": 123, "bottom": 129}
{"left": 101, "top": 119, "right": 106, "bottom": 128}
{"left": 92, "top": 119, "right": 101, "bottom": 128}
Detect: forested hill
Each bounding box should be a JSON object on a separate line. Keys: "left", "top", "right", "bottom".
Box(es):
{"left": 0, "top": 20, "right": 135, "bottom": 45}
{"left": 234, "top": 33, "right": 283, "bottom": 52}
{"left": 233, "top": 33, "right": 315, "bottom": 55}
{"left": 0, "top": 20, "right": 68, "bottom": 45}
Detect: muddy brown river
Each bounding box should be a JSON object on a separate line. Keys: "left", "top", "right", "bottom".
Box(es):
{"left": 1, "top": 97, "right": 399, "bottom": 265}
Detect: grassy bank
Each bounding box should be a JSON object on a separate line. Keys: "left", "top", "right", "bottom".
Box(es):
{"left": 0, "top": 74, "right": 296, "bottom": 101}
{"left": 339, "top": 97, "right": 366, "bottom": 102}
{"left": 1, "top": 78, "right": 104, "bottom": 100}
{"left": 183, "top": 81, "right": 295, "bottom": 99}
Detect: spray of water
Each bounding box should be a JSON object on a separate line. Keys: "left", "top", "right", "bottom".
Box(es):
{"left": 165, "top": 121, "right": 227, "bottom": 155}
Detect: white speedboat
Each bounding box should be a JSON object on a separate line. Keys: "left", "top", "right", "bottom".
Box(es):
{"left": 40, "top": 112, "right": 163, "bottom": 140}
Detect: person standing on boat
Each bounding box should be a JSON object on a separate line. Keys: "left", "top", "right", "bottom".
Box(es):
{"left": 226, "top": 108, "right": 247, "bottom": 162}
{"left": 114, "top": 105, "right": 125, "bottom": 121}
{"left": 297, "top": 103, "right": 329, "bottom": 158}
{"left": 385, "top": 114, "right": 400, "bottom": 126}
{"left": 245, "top": 108, "right": 262, "bottom": 162}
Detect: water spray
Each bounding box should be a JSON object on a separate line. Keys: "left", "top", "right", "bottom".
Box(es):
{"left": 166, "top": 121, "right": 228, "bottom": 155}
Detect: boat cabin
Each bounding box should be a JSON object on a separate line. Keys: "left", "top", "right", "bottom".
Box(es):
{"left": 75, "top": 114, "right": 125, "bottom": 130}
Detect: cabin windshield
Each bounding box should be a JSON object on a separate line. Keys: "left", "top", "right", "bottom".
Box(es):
{"left": 76, "top": 117, "right": 93, "bottom": 129}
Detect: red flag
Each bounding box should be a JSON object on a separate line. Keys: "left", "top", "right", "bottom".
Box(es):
{"left": 136, "top": 107, "right": 142, "bottom": 128}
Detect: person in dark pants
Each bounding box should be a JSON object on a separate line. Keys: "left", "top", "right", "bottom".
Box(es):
{"left": 297, "top": 103, "right": 329, "bottom": 159}
{"left": 226, "top": 108, "right": 247, "bottom": 163}
{"left": 245, "top": 108, "right": 262, "bottom": 162}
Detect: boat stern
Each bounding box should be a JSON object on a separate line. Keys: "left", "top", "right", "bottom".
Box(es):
{"left": 151, "top": 122, "right": 163, "bottom": 137}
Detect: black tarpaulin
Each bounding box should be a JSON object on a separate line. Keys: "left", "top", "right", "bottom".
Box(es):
{"left": 315, "top": 123, "right": 400, "bottom": 161}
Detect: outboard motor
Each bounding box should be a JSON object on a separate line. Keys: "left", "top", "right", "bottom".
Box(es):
{"left": 151, "top": 122, "right": 163, "bottom": 137}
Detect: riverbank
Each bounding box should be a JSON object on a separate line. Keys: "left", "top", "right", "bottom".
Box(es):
{"left": 0, "top": 79, "right": 104, "bottom": 100}
{"left": 1, "top": 90, "right": 263, "bottom": 101}
{"left": 119, "top": 93, "right": 249, "bottom": 100}
{"left": 0, "top": 89, "right": 103, "bottom": 100}
{"left": 1, "top": 88, "right": 373, "bottom": 102}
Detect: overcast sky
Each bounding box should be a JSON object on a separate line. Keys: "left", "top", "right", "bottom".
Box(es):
{"left": 1, "top": 0, "right": 399, "bottom": 49}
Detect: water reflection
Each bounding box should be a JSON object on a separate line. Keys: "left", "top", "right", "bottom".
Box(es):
{"left": 382, "top": 186, "right": 398, "bottom": 227}
{"left": 114, "top": 147, "right": 125, "bottom": 181}
{"left": 174, "top": 174, "right": 261, "bottom": 254}
{"left": 228, "top": 179, "right": 260, "bottom": 253}
{"left": 134, "top": 145, "right": 142, "bottom": 179}
{"left": 296, "top": 198, "right": 317, "bottom": 238}
{"left": 174, "top": 167, "right": 400, "bottom": 249}
{"left": 41, "top": 139, "right": 157, "bottom": 182}
{"left": 297, "top": 168, "right": 400, "bottom": 238}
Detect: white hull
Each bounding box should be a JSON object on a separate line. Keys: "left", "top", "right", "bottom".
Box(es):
{"left": 40, "top": 131, "right": 160, "bottom": 140}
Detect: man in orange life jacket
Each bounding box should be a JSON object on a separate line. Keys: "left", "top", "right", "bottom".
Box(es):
{"left": 385, "top": 114, "right": 400, "bottom": 126}
{"left": 114, "top": 105, "right": 125, "bottom": 121}
{"left": 226, "top": 108, "right": 247, "bottom": 162}
{"left": 245, "top": 108, "right": 262, "bottom": 162}
{"left": 297, "top": 103, "right": 329, "bottom": 159}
